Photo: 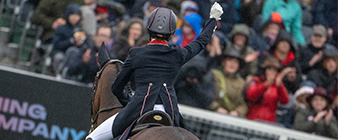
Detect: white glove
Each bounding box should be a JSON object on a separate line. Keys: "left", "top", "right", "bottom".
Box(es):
{"left": 209, "top": 2, "right": 223, "bottom": 21}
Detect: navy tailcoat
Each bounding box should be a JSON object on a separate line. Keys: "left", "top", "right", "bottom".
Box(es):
{"left": 111, "top": 18, "right": 217, "bottom": 138}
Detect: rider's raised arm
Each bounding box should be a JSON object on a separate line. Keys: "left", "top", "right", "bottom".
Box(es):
{"left": 179, "top": 2, "right": 223, "bottom": 64}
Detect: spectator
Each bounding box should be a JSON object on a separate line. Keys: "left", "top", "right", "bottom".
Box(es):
{"left": 298, "top": 25, "right": 338, "bottom": 75}
{"left": 246, "top": 56, "right": 289, "bottom": 123}
{"left": 307, "top": 50, "right": 338, "bottom": 93}
{"left": 31, "top": 0, "right": 84, "bottom": 43}
{"left": 110, "top": 18, "right": 145, "bottom": 61}
{"left": 293, "top": 84, "right": 315, "bottom": 109}
{"left": 177, "top": 1, "right": 199, "bottom": 29}
{"left": 239, "top": 0, "right": 265, "bottom": 27}
{"left": 95, "top": 6, "right": 110, "bottom": 26}
{"left": 255, "top": 12, "right": 285, "bottom": 52}
{"left": 261, "top": 0, "right": 305, "bottom": 46}
{"left": 51, "top": 3, "right": 85, "bottom": 76}
{"left": 66, "top": 25, "right": 112, "bottom": 83}
{"left": 294, "top": 87, "right": 338, "bottom": 139}
{"left": 172, "top": 13, "right": 202, "bottom": 48}
{"left": 174, "top": 36, "right": 222, "bottom": 109}
{"left": 225, "top": 24, "right": 259, "bottom": 82}
{"left": 130, "top": 0, "right": 165, "bottom": 28}
{"left": 210, "top": 49, "right": 247, "bottom": 117}
{"left": 329, "top": 82, "right": 338, "bottom": 122}
{"left": 312, "top": 0, "right": 337, "bottom": 41}
{"left": 81, "top": 0, "right": 97, "bottom": 37}
{"left": 268, "top": 30, "right": 303, "bottom": 93}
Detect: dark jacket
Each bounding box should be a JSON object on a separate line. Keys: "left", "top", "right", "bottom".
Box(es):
{"left": 51, "top": 3, "right": 82, "bottom": 56}
{"left": 298, "top": 44, "right": 325, "bottom": 75}
{"left": 294, "top": 108, "right": 338, "bottom": 139}
{"left": 312, "top": 0, "right": 338, "bottom": 29}
{"left": 268, "top": 31, "right": 303, "bottom": 93}
{"left": 174, "top": 51, "right": 215, "bottom": 109}
{"left": 307, "top": 68, "right": 337, "bottom": 93}
{"left": 240, "top": 0, "right": 264, "bottom": 27}
{"left": 67, "top": 44, "right": 99, "bottom": 83}
{"left": 111, "top": 18, "right": 217, "bottom": 139}
{"left": 31, "top": 0, "right": 84, "bottom": 42}
{"left": 299, "top": 44, "right": 338, "bottom": 75}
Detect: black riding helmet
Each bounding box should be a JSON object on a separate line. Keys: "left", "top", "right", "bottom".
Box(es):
{"left": 147, "top": 7, "right": 177, "bottom": 41}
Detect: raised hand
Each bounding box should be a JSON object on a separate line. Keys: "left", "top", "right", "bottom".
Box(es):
{"left": 210, "top": 2, "right": 223, "bottom": 21}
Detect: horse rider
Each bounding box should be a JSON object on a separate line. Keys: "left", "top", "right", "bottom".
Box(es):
{"left": 86, "top": 2, "right": 223, "bottom": 140}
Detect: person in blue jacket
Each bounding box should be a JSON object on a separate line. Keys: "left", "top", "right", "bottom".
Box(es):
{"left": 173, "top": 13, "right": 203, "bottom": 47}
{"left": 86, "top": 2, "right": 223, "bottom": 140}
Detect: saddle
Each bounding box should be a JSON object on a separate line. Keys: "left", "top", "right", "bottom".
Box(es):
{"left": 129, "top": 110, "right": 173, "bottom": 136}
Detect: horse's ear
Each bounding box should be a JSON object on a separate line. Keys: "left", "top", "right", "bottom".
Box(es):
{"left": 98, "top": 42, "right": 111, "bottom": 68}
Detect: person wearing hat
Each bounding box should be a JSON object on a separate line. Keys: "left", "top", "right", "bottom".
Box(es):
{"left": 246, "top": 56, "right": 289, "bottom": 123}
{"left": 172, "top": 13, "right": 203, "bottom": 48}
{"left": 86, "top": 3, "right": 223, "bottom": 140}
{"left": 298, "top": 24, "right": 338, "bottom": 75}
{"left": 307, "top": 49, "right": 338, "bottom": 93}
{"left": 261, "top": 0, "right": 305, "bottom": 46}
{"left": 174, "top": 35, "right": 223, "bottom": 110}
{"left": 51, "top": 3, "right": 87, "bottom": 76}
{"left": 268, "top": 30, "right": 303, "bottom": 93}
{"left": 176, "top": 1, "right": 199, "bottom": 29}
{"left": 225, "top": 24, "right": 259, "bottom": 83}
{"left": 210, "top": 49, "right": 247, "bottom": 117}
{"left": 293, "top": 87, "right": 338, "bottom": 139}
{"left": 256, "top": 12, "right": 286, "bottom": 52}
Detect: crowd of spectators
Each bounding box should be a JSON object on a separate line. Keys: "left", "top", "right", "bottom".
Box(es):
{"left": 26, "top": 0, "right": 338, "bottom": 138}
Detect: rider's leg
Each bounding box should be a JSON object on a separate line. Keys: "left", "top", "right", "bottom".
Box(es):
{"left": 86, "top": 113, "right": 118, "bottom": 140}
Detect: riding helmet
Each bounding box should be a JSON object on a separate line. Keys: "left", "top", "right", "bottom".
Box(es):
{"left": 147, "top": 7, "right": 177, "bottom": 39}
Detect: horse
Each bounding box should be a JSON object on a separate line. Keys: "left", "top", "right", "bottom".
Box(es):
{"left": 89, "top": 43, "right": 199, "bottom": 140}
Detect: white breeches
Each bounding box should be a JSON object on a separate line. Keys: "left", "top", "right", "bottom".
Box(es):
{"left": 86, "top": 104, "right": 165, "bottom": 140}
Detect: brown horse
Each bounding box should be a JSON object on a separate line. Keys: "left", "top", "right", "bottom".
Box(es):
{"left": 89, "top": 43, "right": 199, "bottom": 140}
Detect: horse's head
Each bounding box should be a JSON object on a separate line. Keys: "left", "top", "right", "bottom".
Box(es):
{"left": 90, "top": 42, "right": 124, "bottom": 132}
{"left": 98, "top": 42, "right": 111, "bottom": 69}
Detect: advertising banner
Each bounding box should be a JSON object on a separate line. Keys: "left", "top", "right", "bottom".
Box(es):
{"left": 0, "top": 66, "right": 92, "bottom": 140}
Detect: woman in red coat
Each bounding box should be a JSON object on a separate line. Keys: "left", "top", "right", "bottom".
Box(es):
{"left": 246, "top": 57, "right": 289, "bottom": 123}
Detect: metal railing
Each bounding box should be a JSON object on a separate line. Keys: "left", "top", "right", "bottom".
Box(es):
{"left": 179, "top": 104, "right": 335, "bottom": 140}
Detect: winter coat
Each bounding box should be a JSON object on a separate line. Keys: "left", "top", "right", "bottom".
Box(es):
{"left": 307, "top": 68, "right": 337, "bottom": 93}
{"left": 298, "top": 44, "right": 337, "bottom": 75}
{"left": 175, "top": 13, "right": 202, "bottom": 47}
{"left": 111, "top": 18, "right": 217, "bottom": 139}
{"left": 261, "top": 0, "right": 305, "bottom": 45}
{"left": 226, "top": 24, "right": 258, "bottom": 77}
{"left": 246, "top": 76, "right": 289, "bottom": 122}
{"left": 174, "top": 51, "right": 215, "bottom": 109}
{"left": 66, "top": 43, "right": 99, "bottom": 83}
{"left": 210, "top": 69, "right": 247, "bottom": 117}
{"left": 294, "top": 108, "right": 338, "bottom": 139}
{"left": 51, "top": 3, "right": 82, "bottom": 56}
{"left": 240, "top": 0, "right": 264, "bottom": 27}
{"left": 31, "top": 0, "right": 84, "bottom": 43}
{"left": 268, "top": 31, "right": 303, "bottom": 93}
{"left": 312, "top": 0, "right": 338, "bottom": 29}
